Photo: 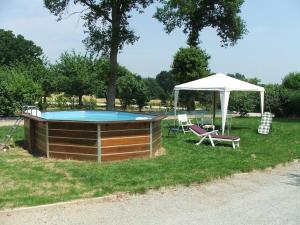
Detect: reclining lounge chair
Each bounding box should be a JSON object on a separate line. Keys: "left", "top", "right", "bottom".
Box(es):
{"left": 189, "top": 125, "right": 240, "bottom": 149}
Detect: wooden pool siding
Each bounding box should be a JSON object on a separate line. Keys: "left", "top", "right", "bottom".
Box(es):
{"left": 23, "top": 114, "right": 164, "bottom": 162}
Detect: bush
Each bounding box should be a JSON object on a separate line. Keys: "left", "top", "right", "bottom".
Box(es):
{"left": 284, "top": 90, "right": 300, "bottom": 117}
{"left": 0, "top": 67, "right": 43, "bottom": 116}
{"left": 229, "top": 92, "right": 258, "bottom": 116}
{"left": 264, "top": 84, "right": 288, "bottom": 117}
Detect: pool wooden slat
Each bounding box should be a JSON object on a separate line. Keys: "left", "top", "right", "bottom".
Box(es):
{"left": 49, "top": 137, "right": 97, "bottom": 147}
{"left": 49, "top": 130, "right": 97, "bottom": 139}
{"left": 101, "top": 122, "right": 149, "bottom": 131}
{"left": 48, "top": 122, "right": 97, "bottom": 131}
{"left": 101, "top": 136, "right": 150, "bottom": 147}
{"left": 101, "top": 151, "right": 150, "bottom": 161}
{"left": 101, "top": 129, "right": 150, "bottom": 138}
{"left": 49, "top": 145, "right": 97, "bottom": 155}
{"left": 49, "top": 152, "right": 97, "bottom": 161}
{"left": 102, "top": 144, "right": 150, "bottom": 154}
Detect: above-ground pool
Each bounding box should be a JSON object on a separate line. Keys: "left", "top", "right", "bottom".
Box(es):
{"left": 23, "top": 111, "right": 165, "bottom": 162}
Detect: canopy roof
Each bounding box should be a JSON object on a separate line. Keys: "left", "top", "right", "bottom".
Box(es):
{"left": 174, "top": 73, "right": 265, "bottom": 92}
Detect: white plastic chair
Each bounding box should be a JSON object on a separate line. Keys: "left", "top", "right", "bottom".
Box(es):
{"left": 177, "top": 114, "right": 193, "bottom": 133}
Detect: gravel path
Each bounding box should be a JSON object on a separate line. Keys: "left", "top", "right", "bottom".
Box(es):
{"left": 1, "top": 162, "right": 300, "bottom": 225}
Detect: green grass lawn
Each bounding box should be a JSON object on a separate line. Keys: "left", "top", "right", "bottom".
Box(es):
{"left": 0, "top": 118, "right": 299, "bottom": 209}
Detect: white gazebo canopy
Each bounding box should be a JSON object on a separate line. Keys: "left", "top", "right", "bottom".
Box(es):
{"left": 174, "top": 73, "right": 265, "bottom": 134}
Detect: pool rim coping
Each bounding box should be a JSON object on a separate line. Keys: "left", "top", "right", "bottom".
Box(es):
{"left": 22, "top": 111, "right": 166, "bottom": 124}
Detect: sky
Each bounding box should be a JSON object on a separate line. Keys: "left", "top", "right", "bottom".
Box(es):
{"left": 0, "top": 0, "right": 300, "bottom": 84}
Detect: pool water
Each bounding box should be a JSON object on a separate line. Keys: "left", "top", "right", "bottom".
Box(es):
{"left": 41, "top": 111, "right": 153, "bottom": 122}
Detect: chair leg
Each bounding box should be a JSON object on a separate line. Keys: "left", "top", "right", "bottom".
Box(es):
{"left": 208, "top": 135, "right": 215, "bottom": 147}
{"left": 196, "top": 136, "right": 207, "bottom": 145}
{"left": 232, "top": 141, "right": 235, "bottom": 149}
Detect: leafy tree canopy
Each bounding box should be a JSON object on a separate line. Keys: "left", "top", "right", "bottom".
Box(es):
{"left": 52, "top": 51, "right": 95, "bottom": 105}
{"left": 0, "top": 29, "right": 44, "bottom": 66}
{"left": 172, "top": 47, "right": 210, "bottom": 110}
{"left": 156, "top": 70, "right": 175, "bottom": 94}
{"left": 155, "top": 0, "right": 247, "bottom": 47}
{"left": 117, "top": 72, "right": 149, "bottom": 111}
{"left": 0, "top": 68, "right": 43, "bottom": 116}
{"left": 282, "top": 72, "right": 300, "bottom": 90}
{"left": 172, "top": 47, "right": 210, "bottom": 84}
{"left": 44, "top": 0, "right": 155, "bottom": 109}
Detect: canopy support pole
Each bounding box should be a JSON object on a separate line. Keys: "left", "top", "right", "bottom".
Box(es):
{"left": 212, "top": 91, "right": 217, "bottom": 124}
{"left": 260, "top": 91, "right": 264, "bottom": 116}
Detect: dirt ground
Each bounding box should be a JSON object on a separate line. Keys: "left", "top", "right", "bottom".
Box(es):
{"left": 1, "top": 161, "right": 299, "bottom": 225}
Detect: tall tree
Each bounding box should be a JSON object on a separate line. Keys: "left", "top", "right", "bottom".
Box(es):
{"left": 0, "top": 29, "right": 44, "bottom": 66}
{"left": 53, "top": 51, "right": 95, "bottom": 106}
{"left": 172, "top": 47, "right": 210, "bottom": 110}
{"left": 44, "top": 0, "right": 154, "bottom": 110}
{"left": 155, "top": 0, "right": 247, "bottom": 47}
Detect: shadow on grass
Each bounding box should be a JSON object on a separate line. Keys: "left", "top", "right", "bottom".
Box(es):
{"left": 185, "top": 138, "right": 236, "bottom": 148}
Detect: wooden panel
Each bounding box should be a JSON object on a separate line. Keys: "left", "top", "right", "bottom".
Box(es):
{"left": 49, "top": 152, "right": 97, "bottom": 161}
{"left": 49, "top": 129, "right": 97, "bottom": 139}
{"left": 35, "top": 142, "right": 46, "bottom": 153}
{"left": 102, "top": 144, "right": 150, "bottom": 154}
{"left": 152, "top": 126, "right": 161, "bottom": 134}
{"left": 152, "top": 129, "right": 161, "bottom": 141}
{"left": 101, "top": 136, "right": 150, "bottom": 147}
{"left": 153, "top": 137, "right": 161, "bottom": 150}
{"left": 49, "top": 145, "right": 97, "bottom": 155}
{"left": 36, "top": 122, "right": 46, "bottom": 130}
{"left": 101, "top": 122, "right": 149, "bottom": 131}
{"left": 102, "top": 151, "right": 150, "bottom": 161}
{"left": 152, "top": 121, "right": 161, "bottom": 129}
{"left": 49, "top": 137, "right": 97, "bottom": 147}
{"left": 48, "top": 122, "right": 96, "bottom": 131}
{"left": 101, "top": 129, "right": 150, "bottom": 138}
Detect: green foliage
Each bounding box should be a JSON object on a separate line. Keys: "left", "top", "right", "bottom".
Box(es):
{"left": 155, "top": 70, "right": 175, "bottom": 103}
{"left": 284, "top": 90, "right": 300, "bottom": 117}
{"left": 172, "top": 47, "right": 210, "bottom": 110}
{"left": 54, "top": 94, "right": 69, "bottom": 109}
{"left": 229, "top": 92, "right": 258, "bottom": 116}
{"left": 172, "top": 47, "right": 210, "bottom": 83}
{"left": 282, "top": 72, "right": 300, "bottom": 90}
{"left": 117, "top": 73, "right": 149, "bottom": 111}
{"left": 144, "top": 78, "right": 166, "bottom": 101}
{"left": 0, "top": 29, "right": 44, "bottom": 66}
{"left": 93, "top": 58, "right": 134, "bottom": 99}
{"left": 53, "top": 51, "right": 95, "bottom": 105}
{"left": 0, "top": 68, "right": 43, "bottom": 116}
{"left": 155, "top": 0, "right": 247, "bottom": 47}
{"left": 135, "top": 78, "right": 150, "bottom": 111}
{"left": 264, "top": 84, "right": 288, "bottom": 117}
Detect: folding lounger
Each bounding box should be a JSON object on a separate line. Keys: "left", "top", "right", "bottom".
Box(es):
{"left": 189, "top": 125, "right": 240, "bottom": 149}
{"left": 258, "top": 112, "right": 273, "bottom": 134}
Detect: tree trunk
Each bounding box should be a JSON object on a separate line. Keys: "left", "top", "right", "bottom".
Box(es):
{"left": 79, "top": 95, "right": 83, "bottom": 106}
{"left": 43, "top": 96, "right": 47, "bottom": 103}
{"left": 186, "top": 97, "right": 195, "bottom": 111}
{"left": 106, "top": 5, "right": 120, "bottom": 111}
